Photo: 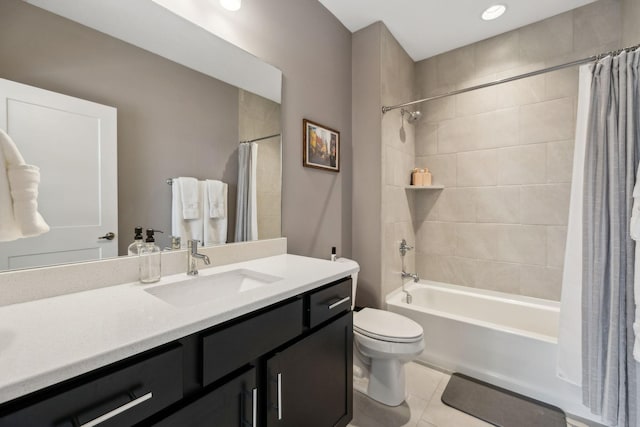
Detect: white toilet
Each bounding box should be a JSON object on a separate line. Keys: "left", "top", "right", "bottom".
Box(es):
{"left": 337, "top": 258, "right": 425, "bottom": 407}
{"left": 353, "top": 308, "right": 424, "bottom": 406}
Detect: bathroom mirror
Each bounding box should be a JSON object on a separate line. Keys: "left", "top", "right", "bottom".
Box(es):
{"left": 0, "top": 0, "right": 282, "bottom": 272}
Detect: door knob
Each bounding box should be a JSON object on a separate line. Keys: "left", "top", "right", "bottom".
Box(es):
{"left": 98, "top": 232, "right": 116, "bottom": 241}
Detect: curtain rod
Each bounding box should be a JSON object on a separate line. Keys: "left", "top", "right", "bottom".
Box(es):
{"left": 240, "top": 133, "right": 281, "bottom": 144}
{"left": 381, "top": 43, "right": 640, "bottom": 114}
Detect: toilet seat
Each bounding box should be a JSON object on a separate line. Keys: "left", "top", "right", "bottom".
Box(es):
{"left": 354, "top": 308, "right": 423, "bottom": 343}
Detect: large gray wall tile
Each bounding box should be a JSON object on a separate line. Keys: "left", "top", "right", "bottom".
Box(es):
{"left": 475, "top": 187, "right": 521, "bottom": 223}
{"left": 457, "top": 150, "right": 499, "bottom": 186}
{"left": 498, "top": 144, "right": 547, "bottom": 185}
{"left": 519, "top": 98, "right": 574, "bottom": 144}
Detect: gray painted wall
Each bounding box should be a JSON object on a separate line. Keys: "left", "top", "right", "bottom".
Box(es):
{"left": 0, "top": 0, "right": 241, "bottom": 252}
{"left": 204, "top": 0, "right": 353, "bottom": 260}
{"left": 352, "top": 23, "right": 383, "bottom": 308}
{"left": 622, "top": 0, "right": 640, "bottom": 46}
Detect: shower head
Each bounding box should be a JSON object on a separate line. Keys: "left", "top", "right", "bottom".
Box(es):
{"left": 401, "top": 108, "right": 422, "bottom": 124}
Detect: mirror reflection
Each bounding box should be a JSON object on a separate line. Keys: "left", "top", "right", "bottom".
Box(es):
{"left": 0, "top": 0, "right": 282, "bottom": 272}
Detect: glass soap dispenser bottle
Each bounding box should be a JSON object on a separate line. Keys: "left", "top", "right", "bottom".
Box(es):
{"left": 139, "top": 229, "right": 161, "bottom": 283}
{"left": 128, "top": 226, "right": 144, "bottom": 256}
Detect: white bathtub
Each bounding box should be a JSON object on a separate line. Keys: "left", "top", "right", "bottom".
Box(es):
{"left": 386, "top": 280, "right": 598, "bottom": 422}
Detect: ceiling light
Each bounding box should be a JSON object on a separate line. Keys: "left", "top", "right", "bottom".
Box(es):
{"left": 482, "top": 4, "right": 506, "bottom": 21}
{"left": 220, "top": 0, "right": 241, "bottom": 11}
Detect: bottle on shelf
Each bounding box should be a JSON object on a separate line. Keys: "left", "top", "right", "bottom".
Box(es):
{"left": 423, "top": 168, "right": 432, "bottom": 186}
{"left": 411, "top": 168, "right": 424, "bottom": 186}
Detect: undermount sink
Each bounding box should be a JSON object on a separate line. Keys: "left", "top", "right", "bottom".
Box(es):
{"left": 145, "top": 269, "right": 283, "bottom": 307}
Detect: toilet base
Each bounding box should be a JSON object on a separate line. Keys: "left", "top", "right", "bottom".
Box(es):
{"left": 353, "top": 357, "right": 408, "bottom": 407}
{"left": 367, "top": 358, "right": 407, "bottom": 406}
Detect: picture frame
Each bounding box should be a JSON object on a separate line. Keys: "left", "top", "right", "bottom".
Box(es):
{"left": 303, "top": 119, "right": 340, "bottom": 172}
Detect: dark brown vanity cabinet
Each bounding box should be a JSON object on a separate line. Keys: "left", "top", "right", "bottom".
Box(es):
{"left": 0, "top": 346, "right": 183, "bottom": 427}
{"left": 152, "top": 367, "right": 257, "bottom": 427}
{"left": 0, "top": 276, "right": 353, "bottom": 427}
{"left": 266, "top": 312, "right": 353, "bottom": 427}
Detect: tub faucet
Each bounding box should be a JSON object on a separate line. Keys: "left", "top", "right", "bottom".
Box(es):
{"left": 399, "top": 239, "right": 414, "bottom": 257}
{"left": 187, "top": 240, "right": 211, "bottom": 276}
{"left": 402, "top": 270, "right": 420, "bottom": 283}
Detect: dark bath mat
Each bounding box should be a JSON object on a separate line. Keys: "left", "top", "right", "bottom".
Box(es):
{"left": 441, "top": 373, "right": 566, "bottom": 427}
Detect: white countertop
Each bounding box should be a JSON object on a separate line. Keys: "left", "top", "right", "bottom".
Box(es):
{"left": 0, "top": 254, "right": 358, "bottom": 404}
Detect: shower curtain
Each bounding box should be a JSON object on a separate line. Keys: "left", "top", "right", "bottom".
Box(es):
{"left": 234, "top": 142, "right": 258, "bottom": 242}
{"left": 557, "top": 64, "right": 592, "bottom": 388}
{"left": 581, "top": 50, "right": 639, "bottom": 427}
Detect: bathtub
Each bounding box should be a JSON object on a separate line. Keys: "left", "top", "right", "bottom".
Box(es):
{"left": 386, "top": 280, "right": 598, "bottom": 422}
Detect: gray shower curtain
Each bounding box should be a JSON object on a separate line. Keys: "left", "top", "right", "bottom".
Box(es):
{"left": 235, "top": 142, "right": 258, "bottom": 242}
{"left": 582, "top": 49, "right": 640, "bottom": 427}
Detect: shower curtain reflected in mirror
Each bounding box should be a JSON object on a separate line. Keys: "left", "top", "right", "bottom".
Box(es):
{"left": 235, "top": 142, "right": 258, "bottom": 242}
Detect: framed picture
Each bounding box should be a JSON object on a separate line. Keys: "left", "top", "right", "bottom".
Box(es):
{"left": 303, "top": 119, "right": 340, "bottom": 172}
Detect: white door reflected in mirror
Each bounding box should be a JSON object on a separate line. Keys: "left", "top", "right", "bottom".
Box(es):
{"left": 0, "top": 79, "right": 117, "bottom": 271}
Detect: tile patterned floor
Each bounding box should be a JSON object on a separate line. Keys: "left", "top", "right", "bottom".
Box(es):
{"left": 347, "top": 362, "right": 597, "bottom": 427}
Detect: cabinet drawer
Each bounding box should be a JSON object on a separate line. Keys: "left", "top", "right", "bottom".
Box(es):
{"left": 307, "top": 278, "right": 352, "bottom": 328}
{"left": 201, "top": 299, "right": 303, "bottom": 386}
{"left": 0, "top": 345, "right": 183, "bottom": 427}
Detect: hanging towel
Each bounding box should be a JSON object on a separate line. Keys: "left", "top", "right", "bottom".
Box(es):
{"left": 206, "top": 180, "right": 226, "bottom": 218}
{"left": 0, "top": 129, "right": 49, "bottom": 241}
{"left": 8, "top": 165, "right": 49, "bottom": 237}
{"left": 632, "top": 163, "right": 640, "bottom": 363}
{"left": 178, "top": 177, "right": 200, "bottom": 220}
{"left": 203, "top": 180, "right": 227, "bottom": 246}
{"left": 171, "top": 177, "right": 203, "bottom": 245}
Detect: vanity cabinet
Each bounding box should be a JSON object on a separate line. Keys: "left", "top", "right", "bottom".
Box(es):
{"left": 152, "top": 367, "right": 257, "bottom": 427}
{"left": 0, "top": 345, "right": 183, "bottom": 427}
{"left": 0, "top": 277, "right": 353, "bottom": 427}
{"left": 266, "top": 312, "right": 352, "bottom": 427}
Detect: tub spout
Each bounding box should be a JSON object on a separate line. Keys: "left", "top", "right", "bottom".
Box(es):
{"left": 402, "top": 270, "right": 419, "bottom": 283}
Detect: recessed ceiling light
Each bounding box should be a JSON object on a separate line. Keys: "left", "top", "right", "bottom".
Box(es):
{"left": 482, "top": 4, "right": 507, "bottom": 21}
{"left": 220, "top": 0, "right": 241, "bottom": 11}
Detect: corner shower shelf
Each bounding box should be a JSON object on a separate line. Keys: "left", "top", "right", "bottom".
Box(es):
{"left": 404, "top": 185, "right": 444, "bottom": 190}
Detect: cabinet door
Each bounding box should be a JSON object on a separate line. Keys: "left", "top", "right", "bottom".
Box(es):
{"left": 266, "top": 312, "right": 353, "bottom": 427}
{"left": 153, "top": 367, "right": 257, "bottom": 427}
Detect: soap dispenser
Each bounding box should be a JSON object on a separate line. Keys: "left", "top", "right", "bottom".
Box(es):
{"left": 139, "top": 229, "right": 161, "bottom": 283}
{"left": 127, "top": 226, "right": 145, "bottom": 256}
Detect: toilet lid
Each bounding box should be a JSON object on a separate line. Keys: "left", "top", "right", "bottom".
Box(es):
{"left": 354, "top": 308, "right": 423, "bottom": 343}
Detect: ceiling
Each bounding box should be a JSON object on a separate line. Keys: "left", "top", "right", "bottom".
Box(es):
{"left": 318, "top": 0, "right": 598, "bottom": 61}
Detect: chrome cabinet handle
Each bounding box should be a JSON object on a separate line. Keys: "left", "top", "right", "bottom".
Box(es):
{"left": 98, "top": 232, "right": 116, "bottom": 241}
{"left": 252, "top": 388, "right": 257, "bottom": 427}
{"left": 277, "top": 373, "right": 283, "bottom": 420}
{"left": 328, "top": 296, "right": 351, "bottom": 310}
{"left": 79, "top": 392, "right": 152, "bottom": 427}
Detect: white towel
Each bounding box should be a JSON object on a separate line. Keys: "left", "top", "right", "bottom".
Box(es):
{"left": 206, "top": 180, "right": 226, "bottom": 218}
{"left": 631, "top": 162, "right": 640, "bottom": 362}
{"left": 8, "top": 165, "right": 49, "bottom": 237}
{"left": 171, "top": 178, "right": 203, "bottom": 245}
{"left": 0, "top": 129, "right": 49, "bottom": 241}
{"left": 178, "top": 177, "right": 200, "bottom": 220}
{"left": 203, "top": 181, "right": 227, "bottom": 246}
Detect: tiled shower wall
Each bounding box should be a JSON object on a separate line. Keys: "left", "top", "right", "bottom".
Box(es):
{"left": 380, "top": 24, "right": 417, "bottom": 301}
{"left": 412, "top": 0, "right": 622, "bottom": 300}
{"left": 238, "top": 90, "right": 282, "bottom": 240}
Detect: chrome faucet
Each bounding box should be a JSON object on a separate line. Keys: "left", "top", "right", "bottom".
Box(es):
{"left": 399, "top": 238, "right": 418, "bottom": 304}
{"left": 401, "top": 271, "right": 420, "bottom": 283}
{"left": 187, "top": 239, "right": 211, "bottom": 276}
{"left": 399, "top": 239, "right": 413, "bottom": 257}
